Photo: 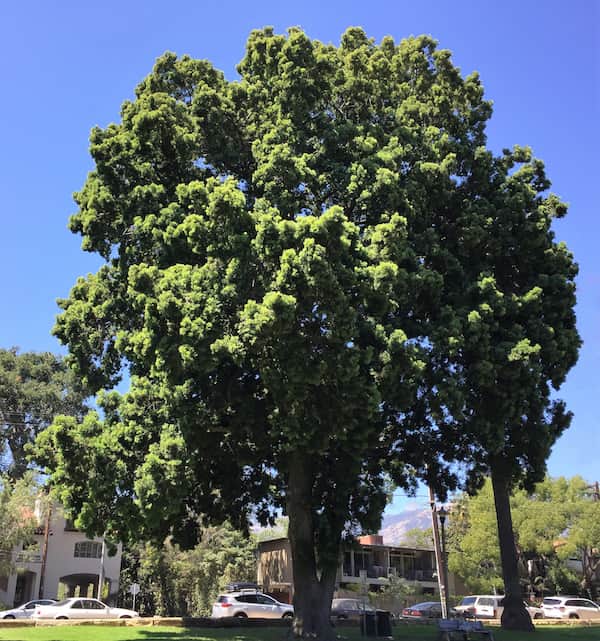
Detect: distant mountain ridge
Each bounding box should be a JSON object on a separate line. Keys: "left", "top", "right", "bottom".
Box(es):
{"left": 379, "top": 506, "right": 432, "bottom": 546}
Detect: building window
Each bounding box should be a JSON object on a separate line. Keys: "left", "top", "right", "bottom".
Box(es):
{"left": 74, "top": 541, "right": 102, "bottom": 558}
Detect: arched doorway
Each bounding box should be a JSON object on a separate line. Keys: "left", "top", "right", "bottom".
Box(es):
{"left": 14, "top": 570, "right": 36, "bottom": 606}
{"left": 58, "top": 573, "right": 111, "bottom": 600}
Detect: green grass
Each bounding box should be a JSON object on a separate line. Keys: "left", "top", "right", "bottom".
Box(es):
{"left": 0, "top": 625, "right": 598, "bottom": 641}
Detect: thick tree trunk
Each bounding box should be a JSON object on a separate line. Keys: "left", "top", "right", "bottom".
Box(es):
{"left": 287, "top": 455, "right": 338, "bottom": 641}
{"left": 491, "top": 463, "right": 535, "bottom": 632}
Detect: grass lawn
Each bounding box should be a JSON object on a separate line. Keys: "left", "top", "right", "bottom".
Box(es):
{"left": 0, "top": 624, "right": 599, "bottom": 641}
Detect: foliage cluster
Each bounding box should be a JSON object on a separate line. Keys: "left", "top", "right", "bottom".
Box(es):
{"left": 118, "top": 522, "right": 256, "bottom": 617}
{"left": 0, "top": 472, "right": 42, "bottom": 576}
{"left": 448, "top": 476, "right": 600, "bottom": 599}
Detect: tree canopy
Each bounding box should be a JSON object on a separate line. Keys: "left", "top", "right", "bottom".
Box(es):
{"left": 448, "top": 477, "right": 600, "bottom": 599}
{"left": 35, "top": 27, "right": 579, "bottom": 639}
{"left": 0, "top": 472, "right": 42, "bottom": 577}
{"left": 0, "top": 348, "right": 86, "bottom": 479}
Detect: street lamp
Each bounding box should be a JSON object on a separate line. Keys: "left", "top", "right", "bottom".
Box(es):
{"left": 437, "top": 507, "right": 450, "bottom": 619}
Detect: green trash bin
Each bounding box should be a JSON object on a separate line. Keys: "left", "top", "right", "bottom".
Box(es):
{"left": 361, "top": 610, "right": 377, "bottom": 636}
{"left": 376, "top": 610, "right": 392, "bottom": 637}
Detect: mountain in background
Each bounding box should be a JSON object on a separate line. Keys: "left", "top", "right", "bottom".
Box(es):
{"left": 379, "top": 506, "right": 432, "bottom": 546}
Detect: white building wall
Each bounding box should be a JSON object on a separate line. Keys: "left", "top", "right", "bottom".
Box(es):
{"left": 0, "top": 505, "right": 122, "bottom": 607}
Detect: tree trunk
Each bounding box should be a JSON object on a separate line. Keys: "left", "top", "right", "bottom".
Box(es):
{"left": 287, "top": 455, "right": 338, "bottom": 641}
{"left": 490, "top": 463, "right": 535, "bottom": 632}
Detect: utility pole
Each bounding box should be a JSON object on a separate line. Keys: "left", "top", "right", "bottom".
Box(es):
{"left": 429, "top": 485, "right": 448, "bottom": 619}
{"left": 38, "top": 502, "right": 52, "bottom": 599}
{"left": 97, "top": 536, "right": 106, "bottom": 600}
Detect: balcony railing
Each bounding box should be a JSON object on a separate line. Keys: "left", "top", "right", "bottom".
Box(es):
{"left": 342, "top": 565, "right": 436, "bottom": 582}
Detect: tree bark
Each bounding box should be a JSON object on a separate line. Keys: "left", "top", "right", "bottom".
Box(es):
{"left": 491, "top": 463, "right": 535, "bottom": 632}
{"left": 287, "top": 454, "right": 338, "bottom": 641}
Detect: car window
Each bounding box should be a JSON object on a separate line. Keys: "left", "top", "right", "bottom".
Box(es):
{"left": 479, "top": 598, "right": 493, "bottom": 606}
{"left": 256, "top": 595, "right": 276, "bottom": 605}
{"left": 70, "top": 601, "right": 83, "bottom": 609}
{"left": 460, "top": 597, "right": 477, "bottom": 606}
{"left": 236, "top": 595, "right": 257, "bottom": 604}
{"left": 85, "top": 600, "right": 105, "bottom": 609}
{"left": 543, "top": 598, "right": 561, "bottom": 606}
{"left": 217, "top": 596, "right": 229, "bottom": 603}
{"left": 24, "top": 603, "right": 35, "bottom": 609}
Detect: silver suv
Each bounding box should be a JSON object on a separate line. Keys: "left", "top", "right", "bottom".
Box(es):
{"left": 212, "top": 590, "right": 294, "bottom": 619}
{"left": 541, "top": 596, "right": 600, "bottom": 620}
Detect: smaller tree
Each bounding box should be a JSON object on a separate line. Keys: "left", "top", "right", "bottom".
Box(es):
{"left": 448, "top": 482, "right": 503, "bottom": 594}
{"left": 0, "top": 348, "right": 86, "bottom": 479}
{"left": 119, "top": 522, "right": 256, "bottom": 616}
{"left": 401, "top": 527, "right": 433, "bottom": 549}
{"left": 0, "top": 473, "right": 42, "bottom": 576}
{"left": 556, "top": 500, "right": 600, "bottom": 600}
{"left": 376, "top": 575, "right": 417, "bottom": 615}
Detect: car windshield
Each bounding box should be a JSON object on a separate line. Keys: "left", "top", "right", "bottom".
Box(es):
{"left": 460, "top": 597, "right": 477, "bottom": 606}
{"left": 542, "top": 598, "right": 561, "bottom": 606}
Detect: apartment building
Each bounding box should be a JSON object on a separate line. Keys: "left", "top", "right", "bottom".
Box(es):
{"left": 257, "top": 534, "right": 458, "bottom": 604}
{"left": 0, "top": 506, "right": 121, "bottom": 608}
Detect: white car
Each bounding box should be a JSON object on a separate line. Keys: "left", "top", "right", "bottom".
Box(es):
{"left": 32, "top": 597, "right": 138, "bottom": 620}
{"left": 541, "top": 596, "right": 600, "bottom": 620}
{"left": 212, "top": 590, "right": 294, "bottom": 619}
{"left": 0, "top": 599, "right": 57, "bottom": 619}
{"left": 454, "top": 595, "right": 543, "bottom": 620}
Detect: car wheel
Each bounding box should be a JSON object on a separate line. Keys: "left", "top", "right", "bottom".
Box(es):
{"left": 534, "top": 613, "right": 542, "bottom": 620}
{"left": 3, "top": 615, "right": 15, "bottom": 620}
{"left": 337, "top": 614, "right": 347, "bottom": 621}
{"left": 56, "top": 616, "right": 68, "bottom": 620}
{"left": 569, "top": 613, "right": 579, "bottom": 619}
{"left": 234, "top": 612, "right": 247, "bottom": 618}
{"left": 282, "top": 612, "right": 293, "bottom": 620}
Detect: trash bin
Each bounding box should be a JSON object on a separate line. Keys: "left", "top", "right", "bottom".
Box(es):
{"left": 361, "top": 610, "right": 377, "bottom": 636}
{"left": 376, "top": 610, "right": 393, "bottom": 637}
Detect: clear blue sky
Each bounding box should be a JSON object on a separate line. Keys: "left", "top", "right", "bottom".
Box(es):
{"left": 0, "top": 1, "right": 597, "bottom": 511}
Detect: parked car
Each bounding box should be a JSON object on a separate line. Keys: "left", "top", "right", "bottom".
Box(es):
{"left": 212, "top": 590, "right": 294, "bottom": 619}
{"left": 0, "top": 599, "right": 57, "bottom": 619}
{"left": 330, "top": 598, "right": 375, "bottom": 621}
{"left": 31, "top": 598, "right": 138, "bottom": 620}
{"left": 526, "top": 603, "right": 544, "bottom": 620}
{"left": 454, "top": 595, "right": 543, "bottom": 620}
{"left": 401, "top": 601, "right": 442, "bottom": 619}
{"left": 541, "top": 596, "right": 600, "bottom": 620}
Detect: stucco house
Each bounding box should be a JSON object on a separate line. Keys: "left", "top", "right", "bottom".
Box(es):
{"left": 0, "top": 505, "right": 121, "bottom": 607}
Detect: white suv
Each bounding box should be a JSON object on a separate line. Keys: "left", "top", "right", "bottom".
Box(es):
{"left": 454, "top": 595, "right": 504, "bottom": 619}
{"left": 541, "top": 596, "right": 600, "bottom": 620}
{"left": 454, "top": 595, "right": 543, "bottom": 620}
{"left": 212, "top": 590, "right": 294, "bottom": 619}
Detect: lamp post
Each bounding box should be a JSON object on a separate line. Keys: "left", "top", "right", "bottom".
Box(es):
{"left": 438, "top": 507, "right": 451, "bottom": 619}
{"left": 429, "top": 487, "right": 448, "bottom": 619}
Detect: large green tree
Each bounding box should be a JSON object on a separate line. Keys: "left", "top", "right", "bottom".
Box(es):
{"left": 0, "top": 348, "right": 86, "bottom": 479}
{"left": 34, "top": 27, "right": 576, "bottom": 639}
{"left": 440, "top": 143, "right": 580, "bottom": 630}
